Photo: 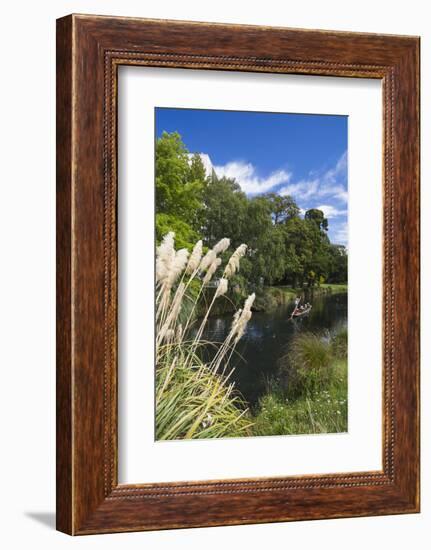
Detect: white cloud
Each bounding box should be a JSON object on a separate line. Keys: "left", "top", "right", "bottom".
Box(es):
{"left": 279, "top": 179, "right": 319, "bottom": 200}
{"left": 280, "top": 151, "right": 348, "bottom": 204}
{"left": 212, "top": 151, "right": 347, "bottom": 205}
{"left": 334, "top": 188, "right": 348, "bottom": 202}
{"left": 324, "top": 151, "right": 347, "bottom": 185}
{"left": 315, "top": 204, "right": 347, "bottom": 218}
{"left": 213, "top": 161, "right": 291, "bottom": 195}
{"left": 332, "top": 222, "right": 348, "bottom": 246}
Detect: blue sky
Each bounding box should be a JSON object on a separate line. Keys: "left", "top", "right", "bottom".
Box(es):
{"left": 156, "top": 108, "right": 348, "bottom": 245}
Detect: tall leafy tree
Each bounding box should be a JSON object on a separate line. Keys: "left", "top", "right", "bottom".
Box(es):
{"left": 282, "top": 217, "right": 314, "bottom": 286}
{"left": 155, "top": 132, "right": 205, "bottom": 228}
{"left": 264, "top": 193, "right": 300, "bottom": 224}
{"left": 155, "top": 131, "right": 347, "bottom": 287}
{"left": 327, "top": 244, "right": 348, "bottom": 283}
{"left": 203, "top": 176, "right": 248, "bottom": 247}
{"left": 155, "top": 132, "right": 206, "bottom": 247}
{"left": 305, "top": 208, "right": 329, "bottom": 232}
{"left": 189, "top": 153, "right": 208, "bottom": 184}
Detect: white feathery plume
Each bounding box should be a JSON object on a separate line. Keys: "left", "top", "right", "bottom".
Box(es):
{"left": 213, "top": 238, "right": 230, "bottom": 255}
{"left": 199, "top": 249, "right": 216, "bottom": 272}
{"left": 186, "top": 240, "right": 203, "bottom": 274}
{"left": 156, "top": 258, "right": 168, "bottom": 285}
{"left": 231, "top": 309, "right": 242, "bottom": 330}
{"left": 166, "top": 248, "right": 189, "bottom": 288}
{"left": 225, "top": 244, "right": 247, "bottom": 279}
{"left": 203, "top": 257, "right": 222, "bottom": 284}
{"left": 170, "top": 282, "right": 186, "bottom": 320}
{"left": 164, "top": 329, "right": 175, "bottom": 343}
{"left": 215, "top": 278, "right": 228, "bottom": 298}
{"left": 156, "top": 232, "right": 175, "bottom": 284}
{"left": 233, "top": 293, "right": 255, "bottom": 342}
{"left": 157, "top": 231, "right": 175, "bottom": 260}
{"left": 157, "top": 282, "right": 186, "bottom": 344}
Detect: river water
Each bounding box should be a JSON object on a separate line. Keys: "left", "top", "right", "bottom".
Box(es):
{"left": 200, "top": 291, "right": 348, "bottom": 408}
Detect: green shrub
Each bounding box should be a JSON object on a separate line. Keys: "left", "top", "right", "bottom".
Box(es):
{"left": 156, "top": 213, "right": 199, "bottom": 250}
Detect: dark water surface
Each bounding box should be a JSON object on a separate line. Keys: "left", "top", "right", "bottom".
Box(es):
{"left": 201, "top": 291, "right": 348, "bottom": 408}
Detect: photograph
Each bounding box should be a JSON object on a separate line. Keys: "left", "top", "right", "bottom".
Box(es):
{"left": 155, "top": 107, "right": 348, "bottom": 440}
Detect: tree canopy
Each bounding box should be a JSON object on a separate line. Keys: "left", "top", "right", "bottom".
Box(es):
{"left": 155, "top": 131, "right": 347, "bottom": 287}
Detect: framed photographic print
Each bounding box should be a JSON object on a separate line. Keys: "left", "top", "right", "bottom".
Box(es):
{"left": 56, "top": 14, "right": 420, "bottom": 534}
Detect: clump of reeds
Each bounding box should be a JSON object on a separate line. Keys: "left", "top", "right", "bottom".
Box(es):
{"left": 279, "top": 333, "right": 334, "bottom": 399}
{"left": 156, "top": 232, "right": 254, "bottom": 440}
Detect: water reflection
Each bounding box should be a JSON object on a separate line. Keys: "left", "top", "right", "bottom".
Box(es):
{"left": 200, "top": 291, "right": 348, "bottom": 408}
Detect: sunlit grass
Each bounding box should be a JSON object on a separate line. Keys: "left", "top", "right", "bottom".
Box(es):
{"left": 156, "top": 343, "right": 253, "bottom": 440}
{"left": 253, "top": 359, "right": 347, "bottom": 436}
{"left": 252, "top": 328, "right": 348, "bottom": 436}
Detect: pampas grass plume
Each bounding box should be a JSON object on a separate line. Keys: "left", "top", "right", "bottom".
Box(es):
{"left": 186, "top": 240, "right": 203, "bottom": 274}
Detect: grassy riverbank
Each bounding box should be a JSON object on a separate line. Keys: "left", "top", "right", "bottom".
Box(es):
{"left": 319, "top": 283, "right": 348, "bottom": 293}
{"left": 251, "top": 328, "right": 348, "bottom": 436}
{"left": 156, "top": 232, "right": 348, "bottom": 439}
{"left": 252, "top": 359, "right": 347, "bottom": 435}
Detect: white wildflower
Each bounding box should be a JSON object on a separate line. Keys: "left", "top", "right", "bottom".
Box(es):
{"left": 225, "top": 244, "right": 247, "bottom": 278}
{"left": 213, "top": 238, "right": 230, "bottom": 255}
{"left": 186, "top": 240, "right": 203, "bottom": 274}
{"left": 215, "top": 278, "right": 228, "bottom": 298}
{"left": 201, "top": 413, "right": 214, "bottom": 429}
{"left": 203, "top": 257, "right": 222, "bottom": 284}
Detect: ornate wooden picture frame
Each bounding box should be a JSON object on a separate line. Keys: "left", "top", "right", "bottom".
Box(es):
{"left": 56, "top": 14, "right": 420, "bottom": 535}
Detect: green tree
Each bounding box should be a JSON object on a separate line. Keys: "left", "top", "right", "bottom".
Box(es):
{"left": 203, "top": 176, "right": 248, "bottom": 247}
{"left": 155, "top": 132, "right": 205, "bottom": 226}
{"left": 264, "top": 193, "right": 300, "bottom": 224}
{"left": 155, "top": 213, "right": 199, "bottom": 251}
{"left": 154, "top": 130, "right": 347, "bottom": 291}
{"left": 327, "top": 244, "right": 348, "bottom": 283}
{"left": 189, "top": 153, "right": 207, "bottom": 184}
{"left": 255, "top": 225, "right": 287, "bottom": 285}
{"left": 305, "top": 208, "right": 329, "bottom": 232}
{"left": 282, "top": 217, "right": 313, "bottom": 286}
{"left": 155, "top": 132, "right": 206, "bottom": 247}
